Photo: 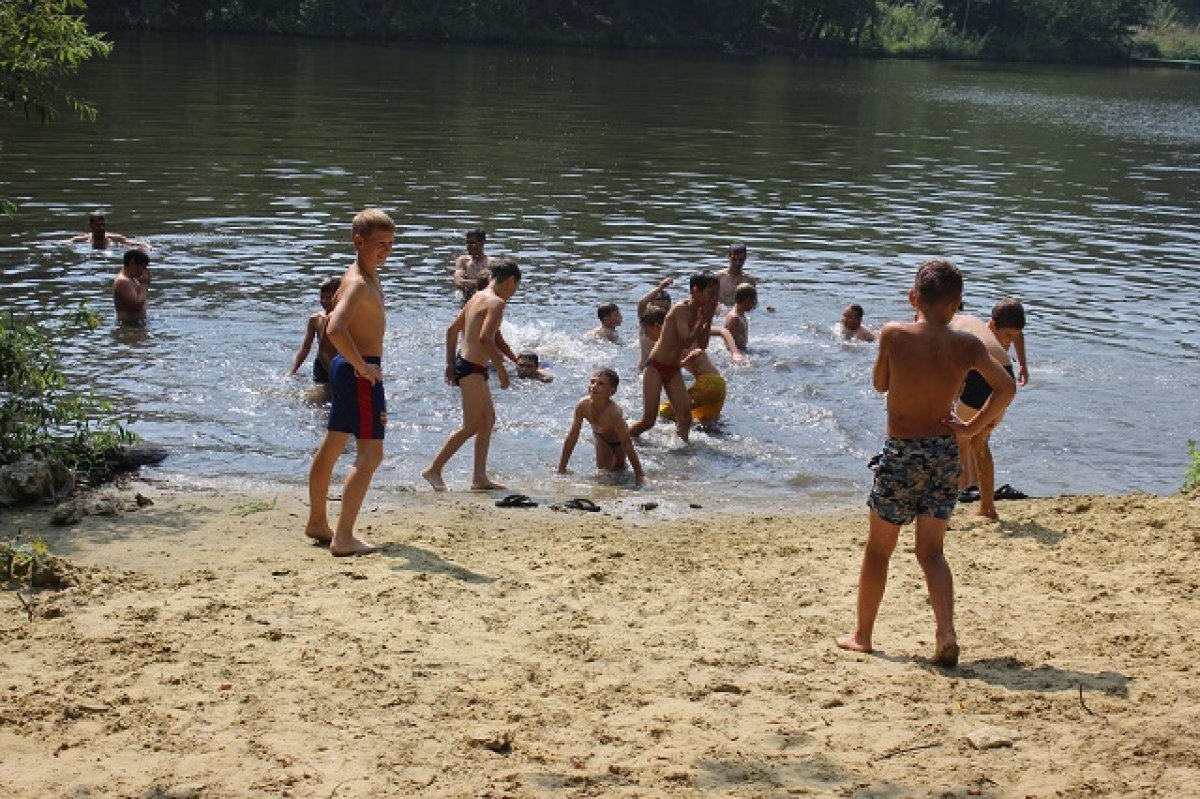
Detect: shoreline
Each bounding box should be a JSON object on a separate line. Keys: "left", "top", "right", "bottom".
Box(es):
{"left": 2, "top": 484, "right": 1197, "bottom": 796}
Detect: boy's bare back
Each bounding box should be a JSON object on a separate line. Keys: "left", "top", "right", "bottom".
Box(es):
{"left": 876, "top": 320, "right": 987, "bottom": 439}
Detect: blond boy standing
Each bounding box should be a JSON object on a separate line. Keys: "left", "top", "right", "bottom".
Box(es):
{"left": 304, "top": 209, "right": 395, "bottom": 557}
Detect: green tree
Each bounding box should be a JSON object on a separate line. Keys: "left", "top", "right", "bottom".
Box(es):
{"left": 0, "top": 0, "right": 112, "bottom": 125}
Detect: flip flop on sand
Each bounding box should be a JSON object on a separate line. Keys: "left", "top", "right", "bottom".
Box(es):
{"left": 562, "top": 498, "right": 601, "bottom": 512}
{"left": 958, "top": 486, "right": 981, "bottom": 503}
{"left": 495, "top": 494, "right": 539, "bottom": 509}
{"left": 994, "top": 484, "right": 1029, "bottom": 501}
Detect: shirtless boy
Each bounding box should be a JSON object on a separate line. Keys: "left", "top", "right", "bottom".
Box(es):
{"left": 423, "top": 258, "right": 521, "bottom": 491}
{"left": 289, "top": 277, "right": 341, "bottom": 384}
{"left": 723, "top": 283, "right": 758, "bottom": 351}
{"left": 841, "top": 304, "right": 877, "bottom": 343}
{"left": 304, "top": 209, "right": 395, "bottom": 557}
{"left": 557, "top": 368, "right": 644, "bottom": 487}
{"left": 836, "top": 258, "right": 1015, "bottom": 667}
{"left": 453, "top": 228, "right": 492, "bottom": 303}
{"left": 73, "top": 211, "right": 145, "bottom": 249}
{"left": 950, "top": 299, "right": 1028, "bottom": 519}
{"left": 113, "top": 249, "right": 151, "bottom": 325}
{"left": 629, "top": 271, "right": 720, "bottom": 442}
{"left": 591, "top": 302, "right": 623, "bottom": 343}
{"left": 715, "top": 242, "right": 757, "bottom": 307}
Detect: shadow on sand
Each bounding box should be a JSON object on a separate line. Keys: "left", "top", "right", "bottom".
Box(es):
{"left": 377, "top": 542, "right": 495, "bottom": 585}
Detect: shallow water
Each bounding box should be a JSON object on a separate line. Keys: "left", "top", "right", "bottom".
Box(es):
{"left": 2, "top": 36, "right": 1198, "bottom": 508}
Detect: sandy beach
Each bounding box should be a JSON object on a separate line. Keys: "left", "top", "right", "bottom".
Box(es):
{"left": 1, "top": 483, "right": 1197, "bottom": 798}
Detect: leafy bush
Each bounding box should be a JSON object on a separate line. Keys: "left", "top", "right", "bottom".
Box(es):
{"left": 1133, "top": 0, "right": 1200, "bottom": 58}
{"left": 874, "top": 0, "right": 984, "bottom": 58}
{"left": 1185, "top": 440, "right": 1200, "bottom": 494}
{"left": 0, "top": 310, "right": 137, "bottom": 486}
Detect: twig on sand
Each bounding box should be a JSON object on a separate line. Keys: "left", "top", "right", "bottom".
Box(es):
{"left": 15, "top": 591, "right": 34, "bottom": 622}
{"left": 1078, "top": 684, "right": 1096, "bottom": 716}
{"left": 871, "top": 741, "right": 940, "bottom": 762}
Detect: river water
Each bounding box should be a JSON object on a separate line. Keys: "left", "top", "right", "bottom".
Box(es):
{"left": 2, "top": 34, "right": 1197, "bottom": 509}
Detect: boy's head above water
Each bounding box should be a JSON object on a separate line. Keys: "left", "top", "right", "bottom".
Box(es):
{"left": 516, "top": 351, "right": 540, "bottom": 378}
{"left": 589, "top": 368, "right": 619, "bottom": 398}
{"left": 910, "top": 258, "right": 962, "bottom": 324}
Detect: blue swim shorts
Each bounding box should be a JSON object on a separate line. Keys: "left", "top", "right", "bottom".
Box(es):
{"left": 327, "top": 355, "right": 386, "bottom": 440}
{"left": 867, "top": 436, "right": 961, "bottom": 525}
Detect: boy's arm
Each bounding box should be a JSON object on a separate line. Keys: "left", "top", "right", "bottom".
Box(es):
{"left": 1013, "top": 331, "right": 1029, "bottom": 386}
{"left": 113, "top": 275, "right": 148, "bottom": 309}
{"left": 452, "top": 256, "right": 471, "bottom": 291}
{"left": 324, "top": 281, "right": 381, "bottom": 385}
{"left": 709, "top": 326, "right": 744, "bottom": 363}
{"left": 613, "top": 411, "right": 644, "bottom": 486}
{"left": 944, "top": 343, "right": 1016, "bottom": 437}
{"left": 495, "top": 330, "right": 518, "bottom": 364}
{"left": 478, "top": 299, "right": 510, "bottom": 389}
{"left": 689, "top": 301, "right": 717, "bottom": 351}
{"left": 443, "top": 308, "right": 466, "bottom": 385}
{"left": 557, "top": 401, "right": 586, "bottom": 473}
{"left": 872, "top": 326, "right": 893, "bottom": 392}
{"left": 288, "top": 314, "right": 320, "bottom": 374}
{"left": 636, "top": 277, "right": 673, "bottom": 318}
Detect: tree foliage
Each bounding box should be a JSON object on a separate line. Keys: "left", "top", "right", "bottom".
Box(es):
{"left": 81, "top": 0, "right": 1183, "bottom": 61}
{"left": 0, "top": 311, "right": 137, "bottom": 486}
{"left": 0, "top": 0, "right": 112, "bottom": 125}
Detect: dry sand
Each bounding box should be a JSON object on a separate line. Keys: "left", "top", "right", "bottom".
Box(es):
{"left": 1, "top": 484, "right": 1198, "bottom": 798}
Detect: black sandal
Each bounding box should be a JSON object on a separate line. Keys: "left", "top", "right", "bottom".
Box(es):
{"left": 495, "top": 494, "right": 538, "bottom": 508}
{"left": 563, "top": 497, "right": 601, "bottom": 512}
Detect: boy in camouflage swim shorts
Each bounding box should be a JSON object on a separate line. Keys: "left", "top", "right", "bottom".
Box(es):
{"left": 837, "top": 259, "right": 1015, "bottom": 667}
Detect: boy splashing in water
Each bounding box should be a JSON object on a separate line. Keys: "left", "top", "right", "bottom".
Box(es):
{"left": 837, "top": 258, "right": 1014, "bottom": 666}
{"left": 305, "top": 209, "right": 395, "bottom": 557}
{"left": 557, "top": 368, "right": 644, "bottom": 487}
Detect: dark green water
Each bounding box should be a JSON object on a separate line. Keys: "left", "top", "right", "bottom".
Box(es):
{"left": 2, "top": 34, "right": 1197, "bottom": 506}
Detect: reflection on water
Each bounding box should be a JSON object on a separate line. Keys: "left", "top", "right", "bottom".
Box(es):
{"left": 1, "top": 36, "right": 1197, "bottom": 506}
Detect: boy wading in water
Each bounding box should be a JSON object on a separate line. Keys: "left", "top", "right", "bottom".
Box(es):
{"left": 837, "top": 259, "right": 1015, "bottom": 666}
{"left": 423, "top": 258, "right": 521, "bottom": 491}
{"left": 629, "top": 271, "right": 719, "bottom": 443}
{"left": 304, "top": 209, "right": 395, "bottom": 557}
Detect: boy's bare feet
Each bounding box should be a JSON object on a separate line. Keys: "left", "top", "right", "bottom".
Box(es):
{"left": 304, "top": 525, "right": 333, "bottom": 545}
{"left": 835, "top": 633, "right": 872, "bottom": 654}
{"left": 422, "top": 468, "right": 447, "bottom": 492}
{"left": 978, "top": 505, "right": 999, "bottom": 520}
{"left": 933, "top": 637, "right": 960, "bottom": 667}
{"left": 330, "top": 536, "right": 380, "bottom": 557}
{"left": 471, "top": 478, "right": 506, "bottom": 491}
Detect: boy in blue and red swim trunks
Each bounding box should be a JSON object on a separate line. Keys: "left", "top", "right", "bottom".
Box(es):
{"left": 837, "top": 258, "right": 1015, "bottom": 667}
{"left": 304, "top": 208, "right": 395, "bottom": 557}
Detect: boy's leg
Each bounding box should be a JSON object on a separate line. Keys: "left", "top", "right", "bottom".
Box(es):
{"left": 422, "top": 375, "right": 485, "bottom": 491}
{"left": 470, "top": 387, "right": 504, "bottom": 490}
{"left": 306, "top": 431, "right": 350, "bottom": 543}
{"left": 661, "top": 374, "right": 693, "bottom": 442}
{"left": 955, "top": 403, "right": 979, "bottom": 490}
{"left": 629, "top": 368, "right": 664, "bottom": 437}
{"left": 973, "top": 430, "right": 998, "bottom": 519}
{"left": 913, "top": 514, "right": 958, "bottom": 665}
{"left": 836, "top": 511, "right": 900, "bottom": 654}
{"left": 330, "top": 439, "right": 383, "bottom": 557}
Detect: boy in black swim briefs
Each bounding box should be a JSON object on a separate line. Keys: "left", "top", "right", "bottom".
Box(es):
{"left": 950, "top": 299, "right": 1028, "bottom": 519}
{"left": 423, "top": 258, "right": 521, "bottom": 492}
{"left": 837, "top": 258, "right": 1014, "bottom": 667}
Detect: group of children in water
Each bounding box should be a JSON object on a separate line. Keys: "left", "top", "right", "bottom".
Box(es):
{"left": 87, "top": 206, "right": 1030, "bottom": 665}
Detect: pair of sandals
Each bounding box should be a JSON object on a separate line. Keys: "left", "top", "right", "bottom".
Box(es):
{"left": 959, "top": 484, "right": 1029, "bottom": 503}
{"left": 495, "top": 495, "right": 603, "bottom": 512}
